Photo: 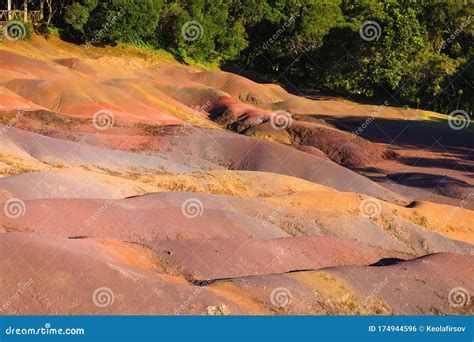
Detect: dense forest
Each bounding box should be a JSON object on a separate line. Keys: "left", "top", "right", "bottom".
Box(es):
{"left": 38, "top": 0, "right": 473, "bottom": 114}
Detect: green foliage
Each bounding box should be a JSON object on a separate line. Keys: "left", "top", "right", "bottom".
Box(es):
{"left": 36, "top": 23, "right": 60, "bottom": 37}
{"left": 240, "top": 0, "right": 344, "bottom": 74}
{"left": 49, "top": 0, "right": 473, "bottom": 113}
{"left": 64, "top": 2, "right": 91, "bottom": 34}
{"left": 155, "top": 0, "right": 248, "bottom": 64}
{"left": 318, "top": 1, "right": 427, "bottom": 96}
{"left": 86, "top": 0, "right": 162, "bottom": 44}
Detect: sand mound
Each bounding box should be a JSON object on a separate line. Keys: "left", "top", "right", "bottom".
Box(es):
{"left": 202, "top": 252, "right": 474, "bottom": 315}
{"left": 325, "top": 253, "right": 474, "bottom": 314}
{"left": 0, "top": 169, "right": 148, "bottom": 200}
{"left": 0, "top": 195, "right": 288, "bottom": 241}
{"left": 1, "top": 191, "right": 471, "bottom": 257}
{"left": 153, "top": 126, "right": 404, "bottom": 203}
{"left": 146, "top": 236, "right": 392, "bottom": 282}
{"left": 1, "top": 126, "right": 218, "bottom": 174}
{"left": 54, "top": 58, "right": 97, "bottom": 75}
{"left": 0, "top": 36, "right": 472, "bottom": 315}
{"left": 387, "top": 172, "right": 474, "bottom": 200}
{"left": 0, "top": 232, "right": 237, "bottom": 315}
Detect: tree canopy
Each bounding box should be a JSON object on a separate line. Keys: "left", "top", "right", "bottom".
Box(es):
{"left": 44, "top": 0, "right": 473, "bottom": 114}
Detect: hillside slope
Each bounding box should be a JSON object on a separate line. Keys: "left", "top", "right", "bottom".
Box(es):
{"left": 0, "top": 36, "right": 472, "bottom": 315}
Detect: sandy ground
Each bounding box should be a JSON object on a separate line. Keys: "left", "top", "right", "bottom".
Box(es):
{"left": 0, "top": 36, "right": 472, "bottom": 315}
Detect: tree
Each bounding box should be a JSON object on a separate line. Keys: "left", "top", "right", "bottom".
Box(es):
{"left": 317, "top": 1, "right": 426, "bottom": 98}
{"left": 45, "top": 0, "right": 472, "bottom": 113}
{"left": 86, "top": 0, "right": 162, "bottom": 45}
{"left": 236, "top": 0, "right": 343, "bottom": 77}
{"left": 156, "top": 0, "right": 248, "bottom": 64}
{"left": 64, "top": 1, "right": 94, "bottom": 34}
{"left": 42, "top": 0, "right": 71, "bottom": 26}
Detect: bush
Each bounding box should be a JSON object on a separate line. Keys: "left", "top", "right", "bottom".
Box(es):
{"left": 48, "top": 0, "right": 473, "bottom": 113}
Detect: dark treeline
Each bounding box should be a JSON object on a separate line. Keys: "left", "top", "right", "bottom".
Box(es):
{"left": 43, "top": 0, "right": 473, "bottom": 114}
